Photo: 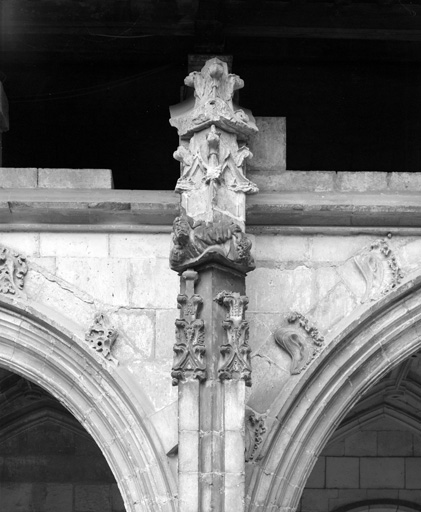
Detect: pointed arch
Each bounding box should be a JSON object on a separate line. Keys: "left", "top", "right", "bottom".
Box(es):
{"left": 0, "top": 295, "right": 176, "bottom": 512}
{"left": 247, "top": 273, "right": 421, "bottom": 512}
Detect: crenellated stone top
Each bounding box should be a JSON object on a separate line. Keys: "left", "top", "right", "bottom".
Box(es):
{"left": 169, "top": 58, "right": 258, "bottom": 140}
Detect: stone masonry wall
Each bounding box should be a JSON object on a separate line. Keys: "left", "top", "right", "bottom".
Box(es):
{"left": 0, "top": 419, "right": 124, "bottom": 512}
{"left": 300, "top": 417, "right": 421, "bottom": 512}
{"left": 2, "top": 228, "right": 421, "bottom": 469}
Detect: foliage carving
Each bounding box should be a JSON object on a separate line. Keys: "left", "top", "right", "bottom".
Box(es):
{"left": 214, "top": 291, "right": 252, "bottom": 386}
{"left": 0, "top": 245, "right": 28, "bottom": 295}
{"left": 171, "top": 270, "right": 206, "bottom": 385}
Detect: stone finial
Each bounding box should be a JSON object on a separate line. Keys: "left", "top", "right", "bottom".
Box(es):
{"left": 214, "top": 290, "right": 252, "bottom": 386}
{"left": 85, "top": 313, "right": 118, "bottom": 364}
{"left": 170, "top": 58, "right": 257, "bottom": 139}
{"left": 0, "top": 245, "right": 28, "bottom": 295}
{"left": 171, "top": 270, "right": 206, "bottom": 385}
{"left": 274, "top": 312, "right": 324, "bottom": 375}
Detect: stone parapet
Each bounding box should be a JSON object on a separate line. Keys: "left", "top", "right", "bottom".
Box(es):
{"left": 0, "top": 168, "right": 113, "bottom": 189}
{"left": 248, "top": 170, "right": 421, "bottom": 193}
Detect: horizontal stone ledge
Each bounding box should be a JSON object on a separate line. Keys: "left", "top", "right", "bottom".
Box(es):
{"left": 0, "top": 189, "right": 419, "bottom": 230}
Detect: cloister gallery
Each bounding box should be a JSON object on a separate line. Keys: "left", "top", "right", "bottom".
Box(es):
{"left": 2, "top": 2, "right": 421, "bottom": 511}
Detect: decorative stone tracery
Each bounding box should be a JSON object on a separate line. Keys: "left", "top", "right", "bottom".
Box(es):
{"left": 214, "top": 290, "right": 252, "bottom": 386}
{"left": 274, "top": 312, "right": 324, "bottom": 375}
{"left": 0, "top": 245, "right": 28, "bottom": 295}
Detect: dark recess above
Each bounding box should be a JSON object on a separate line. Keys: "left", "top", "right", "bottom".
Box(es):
{"left": 2, "top": 0, "right": 421, "bottom": 189}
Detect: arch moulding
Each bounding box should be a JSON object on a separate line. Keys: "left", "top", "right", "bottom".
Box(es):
{"left": 247, "top": 272, "right": 421, "bottom": 512}
{"left": 0, "top": 295, "right": 177, "bottom": 512}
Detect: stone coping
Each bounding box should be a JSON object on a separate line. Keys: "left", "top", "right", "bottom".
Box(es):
{"left": 0, "top": 188, "right": 420, "bottom": 232}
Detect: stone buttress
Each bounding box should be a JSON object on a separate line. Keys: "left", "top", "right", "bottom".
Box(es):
{"left": 169, "top": 57, "right": 258, "bottom": 512}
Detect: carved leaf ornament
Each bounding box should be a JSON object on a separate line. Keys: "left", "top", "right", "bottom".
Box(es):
{"left": 0, "top": 245, "right": 28, "bottom": 295}
{"left": 171, "top": 270, "right": 206, "bottom": 385}
{"left": 274, "top": 312, "right": 324, "bottom": 375}
{"left": 214, "top": 290, "right": 252, "bottom": 386}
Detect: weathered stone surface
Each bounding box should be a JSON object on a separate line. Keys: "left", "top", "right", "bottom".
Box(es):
{"left": 326, "top": 457, "right": 359, "bottom": 488}
{"left": 109, "top": 233, "right": 171, "bottom": 259}
{"left": 378, "top": 431, "right": 413, "bottom": 456}
{"left": 248, "top": 170, "right": 334, "bottom": 192}
{"left": 248, "top": 117, "right": 286, "bottom": 172}
{"left": 360, "top": 457, "right": 404, "bottom": 488}
{"left": 254, "top": 235, "right": 308, "bottom": 262}
{"left": 301, "top": 489, "right": 338, "bottom": 512}
{"left": 336, "top": 171, "right": 388, "bottom": 192}
{"left": 129, "top": 258, "right": 179, "bottom": 308}
{"left": 247, "top": 266, "right": 313, "bottom": 313}
{"left": 305, "top": 457, "right": 326, "bottom": 489}
{"left": 389, "top": 172, "right": 421, "bottom": 191}
{"left": 110, "top": 308, "right": 155, "bottom": 358}
{"left": 55, "top": 257, "right": 129, "bottom": 305}
{"left": 38, "top": 168, "right": 113, "bottom": 189}
{"left": 75, "top": 484, "right": 112, "bottom": 512}
{"left": 247, "top": 355, "right": 289, "bottom": 414}
{"left": 344, "top": 431, "right": 377, "bottom": 456}
{"left": 405, "top": 458, "right": 421, "bottom": 489}
{"left": 45, "top": 484, "right": 73, "bottom": 512}
{"left": 0, "top": 168, "right": 37, "bottom": 188}
{"left": 155, "top": 308, "right": 178, "bottom": 359}
{"left": 40, "top": 233, "right": 108, "bottom": 258}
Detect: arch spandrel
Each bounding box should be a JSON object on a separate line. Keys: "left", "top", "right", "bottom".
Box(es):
{"left": 0, "top": 294, "right": 177, "bottom": 512}
{"left": 246, "top": 271, "right": 421, "bottom": 512}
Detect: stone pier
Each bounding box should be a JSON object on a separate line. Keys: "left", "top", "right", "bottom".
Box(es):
{"left": 169, "top": 57, "right": 258, "bottom": 511}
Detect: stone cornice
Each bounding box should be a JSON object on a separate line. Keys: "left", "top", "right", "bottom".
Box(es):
{"left": 0, "top": 189, "right": 420, "bottom": 231}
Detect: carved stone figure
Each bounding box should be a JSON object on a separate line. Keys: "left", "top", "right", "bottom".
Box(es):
{"left": 354, "top": 237, "right": 404, "bottom": 302}
{"left": 169, "top": 214, "right": 255, "bottom": 272}
{"left": 170, "top": 58, "right": 258, "bottom": 139}
{"left": 85, "top": 313, "right": 118, "bottom": 364}
{"left": 245, "top": 410, "right": 266, "bottom": 462}
{"left": 0, "top": 245, "right": 28, "bottom": 295}
{"left": 174, "top": 125, "right": 258, "bottom": 195}
{"left": 214, "top": 291, "right": 252, "bottom": 386}
{"left": 274, "top": 312, "right": 324, "bottom": 375}
{"left": 171, "top": 270, "right": 206, "bottom": 385}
